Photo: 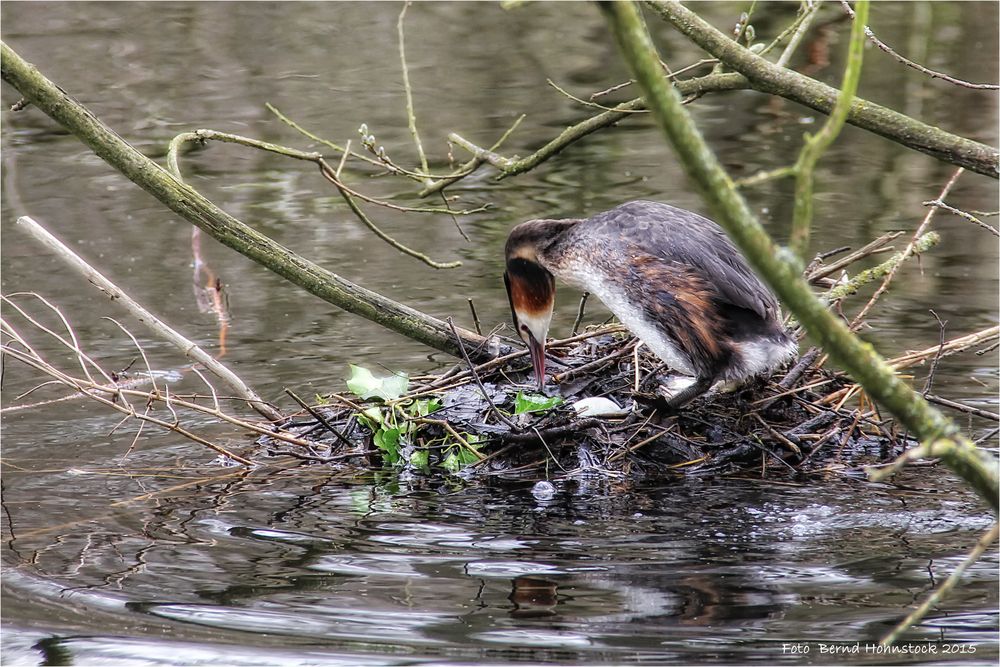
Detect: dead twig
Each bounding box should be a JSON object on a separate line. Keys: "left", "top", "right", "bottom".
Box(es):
{"left": 922, "top": 199, "right": 999, "bottom": 237}
{"left": 447, "top": 317, "right": 517, "bottom": 430}
{"left": 840, "top": 0, "right": 999, "bottom": 90}
{"left": 850, "top": 169, "right": 963, "bottom": 329}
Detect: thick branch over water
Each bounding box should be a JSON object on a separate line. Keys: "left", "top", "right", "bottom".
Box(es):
{"left": 1, "top": 42, "right": 505, "bottom": 363}
{"left": 644, "top": 0, "right": 999, "bottom": 179}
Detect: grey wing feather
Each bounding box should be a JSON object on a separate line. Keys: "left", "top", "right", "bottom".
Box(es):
{"left": 579, "top": 201, "right": 779, "bottom": 320}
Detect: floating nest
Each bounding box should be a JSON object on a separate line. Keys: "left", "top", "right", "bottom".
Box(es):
{"left": 258, "top": 325, "right": 913, "bottom": 480}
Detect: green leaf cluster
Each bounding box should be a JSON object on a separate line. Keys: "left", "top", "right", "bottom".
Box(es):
{"left": 347, "top": 365, "right": 480, "bottom": 471}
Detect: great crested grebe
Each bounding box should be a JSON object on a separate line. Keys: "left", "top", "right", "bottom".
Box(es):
{"left": 503, "top": 200, "right": 797, "bottom": 407}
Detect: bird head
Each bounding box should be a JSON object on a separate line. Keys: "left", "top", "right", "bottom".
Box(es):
{"left": 503, "top": 218, "right": 581, "bottom": 390}
{"left": 504, "top": 257, "right": 554, "bottom": 391}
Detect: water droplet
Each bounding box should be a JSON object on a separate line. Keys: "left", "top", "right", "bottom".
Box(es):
{"left": 531, "top": 481, "right": 556, "bottom": 501}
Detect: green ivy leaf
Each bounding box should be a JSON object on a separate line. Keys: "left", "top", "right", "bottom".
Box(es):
{"left": 373, "top": 427, "right": 401, "bottom": 464}
{"left": 409, "top": 449, "right": 429, "bottom": 468}
{"left": 346, "top": 365, "right": 409, "bottom": 401}
{"left": 513, "top": 391, "right": 564, "bottom": 415}
{"left": 456, "top": 447, "right": 480, "bottom": 465}
{"left": 442, "top": 452, "right": 461, "bottom": 472}
{"left": 357, "top": 406, "right": 385, "bottom": 430}
{"left": 412, "top": 398, "right": 441, "bottom": 417}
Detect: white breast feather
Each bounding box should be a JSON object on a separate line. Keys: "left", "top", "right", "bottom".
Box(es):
{"left": 558, "top": 258, "right": 697, "bottom": 377}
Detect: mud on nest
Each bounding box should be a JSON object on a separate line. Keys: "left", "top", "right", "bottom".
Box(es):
{"left": 258, "top": 325, "right": 913, "bottom": 480}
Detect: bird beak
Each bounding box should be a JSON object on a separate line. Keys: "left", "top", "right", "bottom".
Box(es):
{"left": 527, "top": 331, "right": 546, "bottom": 391}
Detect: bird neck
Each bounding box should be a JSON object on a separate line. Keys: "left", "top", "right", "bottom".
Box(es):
{"left": 505, "top": 257, "right": 555, "bottom": 314}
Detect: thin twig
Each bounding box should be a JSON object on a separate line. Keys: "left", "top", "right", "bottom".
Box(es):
{"left": 921, "top": 310, "right": 947, "bottom": 396}
{"left": 467, "top": 299, "right": 483, "bottom": 336}
{"left": 733, "top": 165, "right": 795, "bottom": 189}
{"left": 824, "top": 233, "right": 939, "bottom": 303}
{"left": 806, "top": 231, "right": 903, "bottom": 281}
{"left": 266, "top": 103, "right": 386, "bottom": 170}
{"left": 571, "top": 292, "right": 590, "bottom": 337}
{"left": 776, "top": 0, "right": 822, "bottom": 68}
{"left": 850, "top": 170, "right": 963, "bottom": 328}
{"left": 547, "top": 79, "right": 648, "bottom": 114}
{"left": 317, "top": 161, "right": 462, "bottom": 269}
{"left": 840, "top": 0, "right": 999, "bottom": 90}
{"left": 103, "top": 316, "right": 161, "bottom": 397}
{"left": 889, "top": 326, "right": 1000, "bottom": 371}
{"left": 15, "top": 216, "right": 282, "bottom": 421}
{"left": 923, "top": 395, "right": 1000, "bottom": 423}
{"left": 922, "top": 199, "right": 999, "bottom": 237}
{"left": 3, "top": 342, "right": 255, "bottom": 465}
{"left": 284, "top": 388, "right": 355, "bottom": 448}
{"left": 551, "top": 339, "right": 637, "bottom": 384}
{"left": 446, "top": 317, "right": 517, "bottom": 430}
{"left": 418, "top": 418, "right": 486, "bottom": 460}
{"left": 758, "top": 0, "right": 818, "bottom": 59}
{"left": 3, "top": 341, "right": 318, "bottom": 454}
{"left": 397, "top": 1, "right": 431, "bottom": 181}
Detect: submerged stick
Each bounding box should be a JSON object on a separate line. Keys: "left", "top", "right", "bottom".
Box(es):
{"left": 15, "top": 215, "right": 283, "bottom": 423}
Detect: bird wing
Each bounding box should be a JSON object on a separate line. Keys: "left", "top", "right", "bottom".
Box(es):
{"left": 579, "top": 201, "right": 779, "bottom": 321}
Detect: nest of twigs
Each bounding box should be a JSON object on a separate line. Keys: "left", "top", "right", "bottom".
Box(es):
{"left": 258, "top": 325, "right": 913, "bottom": 479}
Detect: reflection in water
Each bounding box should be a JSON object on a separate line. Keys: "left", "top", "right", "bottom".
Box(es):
{"left": 3, "top": 466, "right": 996, "bottom": 664}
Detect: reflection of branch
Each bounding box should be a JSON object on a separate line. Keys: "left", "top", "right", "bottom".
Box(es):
{"left": 643, "top": 1, "right": 999, "bottom": 178}
{"left": 15, "top": 216, "right": 282, "bottom": 422}
{"left": 839, "top": 0, "right": 999, "bottom": 90}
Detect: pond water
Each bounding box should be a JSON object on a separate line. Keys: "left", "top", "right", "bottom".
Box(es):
{"left": 1, "top": 2, "right": 997, "bottom": 665}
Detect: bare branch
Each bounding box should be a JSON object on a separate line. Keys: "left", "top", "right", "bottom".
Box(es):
{"left": 14, "top": 216, "right": 282, "bottom": 421}
{"left": 840, "top": 0, "right": 999, "bottom": 90}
